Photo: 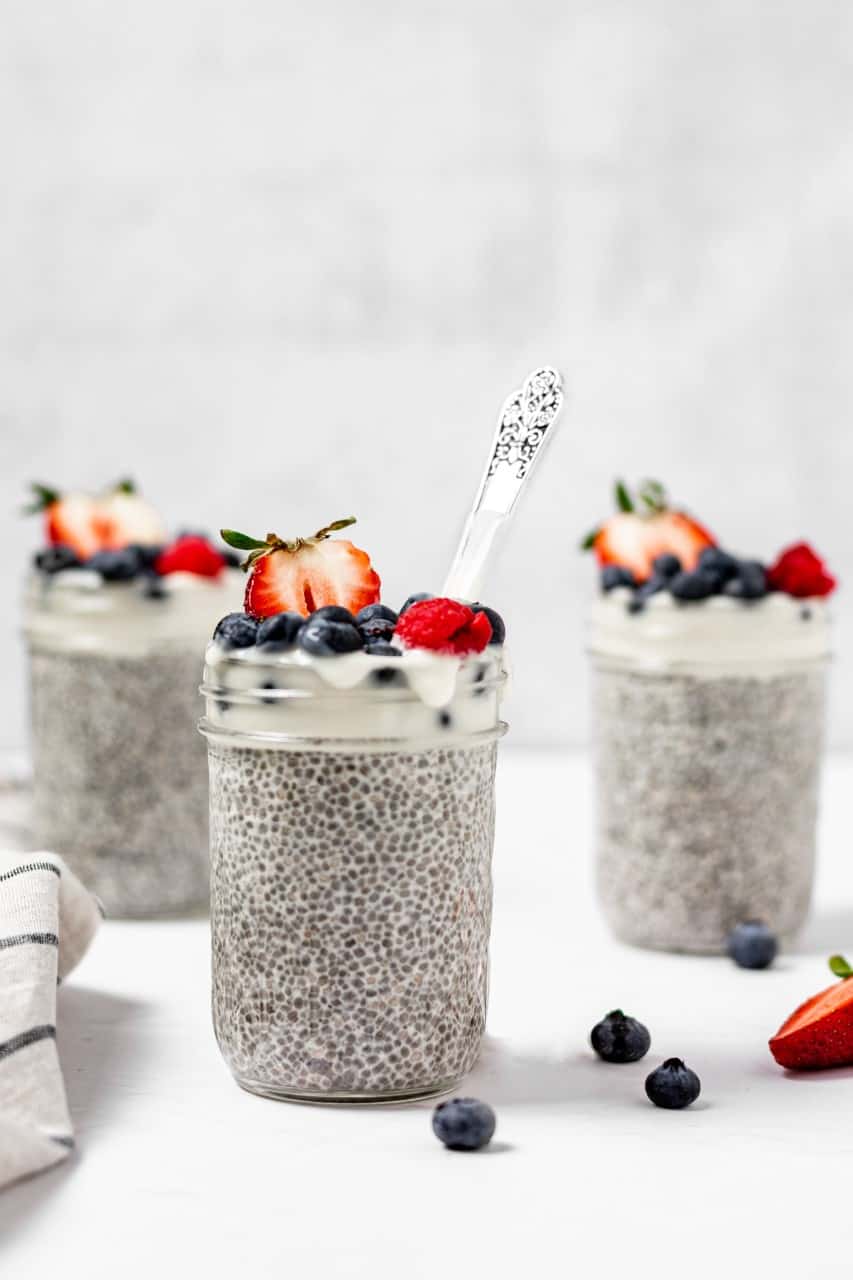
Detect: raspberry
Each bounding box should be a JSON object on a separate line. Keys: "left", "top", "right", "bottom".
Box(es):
{"left": 393, "top": 598, "right": 493, "bottom": 655}
{"left": 154, "top": 535, "right": 227, "bottom": 578}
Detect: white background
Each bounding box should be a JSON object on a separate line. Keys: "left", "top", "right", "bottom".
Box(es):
{"left": 2, "top": 0, "right": 852, "bottom": 751}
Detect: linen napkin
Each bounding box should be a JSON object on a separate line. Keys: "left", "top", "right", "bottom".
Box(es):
{"left": 0, "top": 852, "right": 101, "bottom": 1190}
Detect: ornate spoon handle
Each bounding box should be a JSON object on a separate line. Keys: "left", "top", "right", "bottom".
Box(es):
{"left": 442, "top": 366, "right": 566, "bottom": 601}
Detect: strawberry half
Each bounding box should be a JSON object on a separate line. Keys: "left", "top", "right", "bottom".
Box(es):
{"left": 582, "top": 479, "right": 716, "bottom": 583}
{"left": 27, "top": 484, "right": 103, "bottom": 560}
{"left": 96, "top": 480, "right": 167, "bottom": 549}
{"left": 222, "top": 517, "right": 381, "bottom": 619}
{"left": 769, "top": 955, "right": 853, "bottom": 1071}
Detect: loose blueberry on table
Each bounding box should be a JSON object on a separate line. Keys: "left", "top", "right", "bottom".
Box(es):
{"left": 727, "top": 921, "right": 777, "bottom": 970}
{"left": 644, "top": 1058, "right": 701, "bottom": 1109}
{"left": 432, "top": 1098, "right": 496, "bottom": 1151}
{"left": 590, "top": 1009, "right": 651, "bottom": 1063}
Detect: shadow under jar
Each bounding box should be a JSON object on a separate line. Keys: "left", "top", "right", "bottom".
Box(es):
{"left": 589, "top": 590, "right": 830, "bottom": 954}
{"left": 25, "top": 569, "right": 238, "bottom": 917}
{"left": 200, "top": 642, "right": 507, "bottom": 1103}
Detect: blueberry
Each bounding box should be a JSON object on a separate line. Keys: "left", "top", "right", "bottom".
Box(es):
{"left": 469, "top": 603, "right": 506, "bottom": 646}
{"left": 221, "top": 549, "right": 242, "bottom": 569}
{"left": 359, "top": 616, "right": 396, "bottom": 643}
{"left": 400, "top": 592, "right": 433, "bottom": 614}
{"left": 356, "top": 604, "right": 398, "bottom": 625}
{"left": 590, "top": 1009, "right": 651, "bottom": 1063}
{"left": 34, "top": 545, "right": 81, "bottom": 574}
{"left": 698, "top": 547, "right": 739, "bottom": 582}
{"left": 213, "top": 612, "right": 259, "bottom": 649}
{"left": 127, "top": 543, "right": 164, "bottom": 571}
{"left": 298, "top": 617, "right": 363, "bottom": 656}
{"left": 652, "top": 554, "right": 681, "bottom": 579}
{"left": 256, "top": 611, "right": 304, "bottom": 650}
{"left": 627, "top": 575, "right": 666, "bottom": 613}
{"left": 645, "top": 1058, "right": 701, "bottom": 1109}
{"left": 431, "top": 1097, "right": 496, "bottom": 1151}
{"left": 260, "top": 679, "right": 278, "bottom": 706}
{"left": 723, "top": 560, "right": 767, "bottom": 601}
{"left": 365, "top": 642, "right": 402, "bottom": 658}
{"left": 601, "top": 565, "right": 636, "bottom": 592}
{"left": 310, "top": 605, "right": 356, "bottom": 624}
{"left": 87, "top": 548, "right": 143, "bottom": 581}
{"left": 142, "top": 574, "right": 168, "bottom": 600}
{"left": 670, "top": 571, "right": 714, "bottom": 601}
{"left": 726, "top": 920, "right": 777, "bottom": 970}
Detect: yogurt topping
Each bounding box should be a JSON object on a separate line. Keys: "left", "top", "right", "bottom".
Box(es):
{"left": 24, "top": 568, "right": 244, "bottom": 656}
{"left": 589, "top": 589, "right": 830, "bottom": 674}
{"left": 201, "top": 640, "right": 508, "bottom": 743}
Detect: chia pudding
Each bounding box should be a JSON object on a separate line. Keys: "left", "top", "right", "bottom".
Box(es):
{"left": 201, "top": 612, "right": 507, "bottom": 1102}
{"left": 25, "top": 553, "right": 241, "bottom": 917}
{"left": 590, "top": 589, "right": 830, "bottom": 952}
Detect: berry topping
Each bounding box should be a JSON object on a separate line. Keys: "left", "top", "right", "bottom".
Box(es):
{"left": 767, "top": 542, "right": 836, "bottom": 599}
{"left": 722, "top": 560, "right": 767, "bottom": 600}
{"left": 697, "top": 546, "right": 739, "bottom": 586}
{"left": 582, "top": 480, "right": 715, "bottom": 583}
{"left": 298, "top": 615, "right": 364, "bottom": 656}
{"left": 590, "top": 1009, "right": 651, "bottom": 1063}
{"left": 359, "top": 616, "right": 396, "bottom": 644}
{"left": 356, "top": 604, "right": 398, "bottom": 625}
{"left": 727, "top": 921, "right": 777, "bottom": 970}
{"left": 769, "top": 955, "right": 853, "bottom": 1071}
{"left": 600, "top": 565, "right": 636, "bottom": 592}
{"left": 365, "top": 643, "right": 402, "bottom": 659}
{"left": 431, "top": 1097, "right": 496, "bottom": 1151}
{"left": 221, "top": 518, "right": 381, "bottom": 620}
{"left": 469, "top": 603, "right": 506, "bottom": 646}
{"left": 255, "top": 611, "right": 304, "bottom": 650}
{"left": 154, "top": 535, "right": 227, "bottom": 578}
{"left": 669, "top": 570, "right": 715, "bottom": 601}
{"left": 652, "top": 553, "right": 682, "bottom": 579}
{"left": 399, "top": 592, "right": 434, "bottom": 615}
{"left": 27, "top": 485, "right": 103, "bottom": 560}
{"left": 96, "top": 480, "right": 167, "bottom": 550}
{"left": 87, "top": 547, "right": 144, "bottom": 582}
{"left": 34, "top": 545, "right": 82, "bottom": 575}
{"left": 394, "top": 598, "right": 493, "bottom": 655}
{"left": 213, "top": 612, "right": 259, "bottom": 650}
{"left": 645, "top": 1058, "right": 701, "bottom": 1109}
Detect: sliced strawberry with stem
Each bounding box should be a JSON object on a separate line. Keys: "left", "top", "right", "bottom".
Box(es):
{"left": 222, "top": 517, "right": 381, "bottom": 619}
{"left": 769, "top": 954, "right": 853, "bottom": 1071}
{"left": 25, "top": 483, "right": 103, "bottom": 560}
{"left": 580, "top": 478, "right": 716, "bottom": 582}
{"left": 96, "top": 479, "right": 167, "bottom": 549}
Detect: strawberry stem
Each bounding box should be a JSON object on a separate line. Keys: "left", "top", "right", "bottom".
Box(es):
{"left": 113, "top": 477, "right": 136, "bottom": 494}
{"left": 638, "top": 479, "right": 668, "bottom": 514}
{"left": 615, "top": 480, "right": 634, "bottom": 513}
{"left": 829, "top": 955, "right": 853, "bottom": 979}
{"left": 580, "top": 527, "right": 599, "bottom": 552}
{"left": 23, "top": 482, "right": 60, "bottom": 515}
{"left": 220, "top": 518, "right": 358, "bottom": 573}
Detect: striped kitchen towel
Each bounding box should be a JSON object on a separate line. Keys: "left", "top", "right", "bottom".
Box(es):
{"left": 0, "top": 853, "right": 101, "bottom": 1190}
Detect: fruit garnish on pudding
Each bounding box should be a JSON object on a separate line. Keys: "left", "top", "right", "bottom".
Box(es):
{"left": 581, "top": 479, "right": 716, "bottom": 582}
{"left": 770, "top": 955, "right": 853, "bottom": 1071}
{"left": 26, "top": 479, "right": 231, "bottom": 590}
{"left": 221, "top": 517, "right": 381, "bottom": 619}
{"left": 394, "top": 598, "right": 492, "bottom": 655}
{"left": 583, "top": 478, "right": 838, "bottom": 613}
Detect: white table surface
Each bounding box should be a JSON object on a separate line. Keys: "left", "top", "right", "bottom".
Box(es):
{"left": 2, "top": 749, "right": 853, "bottom": 1278}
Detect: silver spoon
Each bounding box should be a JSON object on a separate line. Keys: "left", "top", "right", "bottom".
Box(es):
{"left": 442, "top": 365, "right": 566, "bottom": 601}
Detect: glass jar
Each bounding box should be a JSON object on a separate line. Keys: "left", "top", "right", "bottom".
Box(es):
{"left": 200, "top": 644, "right": 507, "bottom": 1103}
{"left": 589, "top": 591, "right": 829, "bottom": 953}
{"left": 25, "top": 568, "right": 239, "bottom": 917}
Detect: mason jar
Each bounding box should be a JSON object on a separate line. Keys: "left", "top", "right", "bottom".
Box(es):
{"left": 25, "top": 568, "right": 239, "bottom": 917}
{"left": 589, "top": 590, "right": 829, "bottom": 953}
{"left": 200, "top": 642, "right": 507, "bottom": 1103}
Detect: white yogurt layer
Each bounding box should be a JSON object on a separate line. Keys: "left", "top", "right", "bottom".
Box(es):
{"left": 201, "top": 641, "right": 508, "bottom": 743}
{"left": 589, "top": 589, "right": 830, "bottom": 675}
{"left": 24, "top": 569, "right": 244, "bottom": 657}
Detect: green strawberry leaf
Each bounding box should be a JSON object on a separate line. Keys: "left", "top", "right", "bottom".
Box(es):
{"left": 220, "top": 529, "right": 270, "bottom": 551}
{"left": 614, "top": 479, "right": 634, "bottom": 513}
{"left": 23, "top": 482, "right": 60, "bottom": 515}
{"left": 313, "top": 516, "right": 356, "bottom": 539}
{"left": 638, "top": 479, "right": 668, "bottom": 513}
{"left": 580, "top": 527, "right": 599, "bottom": 551}
{"left": 114, "top": 478, "right": 136, "bottom": 494}
{"left": 829, "top": 954, "right": 853, "bottom": 979}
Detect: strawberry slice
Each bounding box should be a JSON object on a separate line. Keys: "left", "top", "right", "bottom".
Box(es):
{"left": 222, "top": 517, "right": 381, "bottom": 619}
{"left": 96, "top": 481, "right": 167, "bottom": 549}
{"left": 769, "top": 956, "right": 853, "bottom": 1070}
{"left": 582, "top": 479, "right": 716, "bottom": 582}
{"left": 27, "top": 484, "right": 103, "bottom": 560}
